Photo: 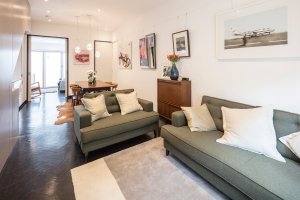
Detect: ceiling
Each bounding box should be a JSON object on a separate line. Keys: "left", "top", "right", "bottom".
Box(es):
{"left": 28, "top": 0, "right": 168, "bottom": 31}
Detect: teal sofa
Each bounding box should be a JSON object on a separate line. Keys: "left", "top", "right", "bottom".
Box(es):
{"left": 74, "top": 89, "right": 159, "bottom": 158}
{"left": 161, "top": 96, "right": 300, "bottom": 200}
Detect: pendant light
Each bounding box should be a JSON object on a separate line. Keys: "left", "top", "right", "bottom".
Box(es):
{"left": 86, "top": 15, "right": 93, "bottom": 51}
{"left": 75, "top": 16, "right": 81, "bottom": 53}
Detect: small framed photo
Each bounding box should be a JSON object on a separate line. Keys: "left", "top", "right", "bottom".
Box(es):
{"left": 172, "top": 30, "right": 190, "bottom": 57}
{"left": 162, "top": 66, "right": 171, "bottom": 78}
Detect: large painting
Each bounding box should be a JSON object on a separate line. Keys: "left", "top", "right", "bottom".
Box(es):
{"left": 118, "top": 41, "right": 132, "bottom": 69}
{"left": 224, "top": 7, "right": 287, "bottom": 49}
{"left": 139, "top": 38, "right": 148, "bottom": 68}
{"left": 216, "top": 1, "right": 300, "bottom": 59}
{"left": 74, "top": 50, "right": 90, "bottom": 65}
{"left": 146, "top": 33, "right": 156, "bottom": 69}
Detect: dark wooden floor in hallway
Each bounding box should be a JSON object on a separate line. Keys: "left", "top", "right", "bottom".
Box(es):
{"left": 0, "top": 92, "right": 154, "bottom": 200}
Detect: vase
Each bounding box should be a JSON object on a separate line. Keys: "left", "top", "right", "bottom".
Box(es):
{"left": 170, "top": 63, "right": 179, "bottom": 80}
{"left": 88, "top": 77, "right": 95, "bottom": 85}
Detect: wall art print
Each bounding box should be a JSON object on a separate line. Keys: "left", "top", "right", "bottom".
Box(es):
{"left": 146, "top": 33, "right": 156, "bottom": 69}
{"left": 118, "top": 41, "right": 132, "bottom": 69}
{"left": 74, "top": 50, "right": 90, "bottom": 65}
{"left": 224, "top": 7, "right": 288, "bottom": 50}
{"left": 139, "top": 37, "right": 148, "bottom": 68}
{"left": 172, "top": 30, "right": 190, "bottom": 57}
{"left": 216, "top": 0, "right": 300, "bottom": 59}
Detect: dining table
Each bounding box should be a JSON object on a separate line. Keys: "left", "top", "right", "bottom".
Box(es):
{"left": 76, "top": 80, "right": 114, "bottom": 94}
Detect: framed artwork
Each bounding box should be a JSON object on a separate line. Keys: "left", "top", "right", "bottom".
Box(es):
{"left": 162, "top": 66, "right": 171, "bottom": 78}
{"left": 172, "top": 30, "right": 190, "bottom": 57}
{"left": 139, "top": 38, "right": 148, "bottom": 68}
{"left": 216, "top": 1, "right": 300, "bottom": 59}
{"left": 146, "top": 33, "right": 156, "bottom": 69}
{"left": 118, "top": 41, "right": 132, "bottom": 69}
{"left": 74, "top": 50, "right": 90, "bottom": 65}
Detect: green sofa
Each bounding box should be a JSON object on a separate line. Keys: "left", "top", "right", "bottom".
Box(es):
{"left": 74, "top": 89, "right": 159, "bottom": 158}
{"left": 161, "top": 96, "right": 300, "bottom": 200}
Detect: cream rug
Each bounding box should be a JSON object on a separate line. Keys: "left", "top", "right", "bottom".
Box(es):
{"left": 71, "top": 138, "right": 228, "bottom": 200}
{"left": 71, "top": 158, "right": 126, "bottom": 200}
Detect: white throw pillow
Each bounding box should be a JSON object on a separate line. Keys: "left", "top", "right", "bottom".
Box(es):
{"left": 81, "top": 94, "right": 111, "bottom": 122}
{"left": 279, "top": 131, "right": 300, "bottom": 159}
{"left": 217, "top": 106, "right": 285, "bottom": 162}
{"left": 181, "top": 104, "right": 217, "bottom": 132}
{"left": 116, "top": 91, "right": 143, "bottom": 115}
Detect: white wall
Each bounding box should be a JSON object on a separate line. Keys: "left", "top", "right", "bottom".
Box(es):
{"left": 112, "top": 0, "right": 300, "bottom": 114}
{"left": 31, "top": 21, "right": 112, "bottom": 94}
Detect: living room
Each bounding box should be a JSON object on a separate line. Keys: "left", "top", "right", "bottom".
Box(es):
{"left": 1, "top": 0, "right": 300, "bottom": 199}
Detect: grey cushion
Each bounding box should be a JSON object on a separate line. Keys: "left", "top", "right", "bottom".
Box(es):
{"left": 161, "top": 125, "right": 300, "bottom": 200}
{"left": 80, "top": 111, "right": 158, "bottom": 143}
{"left": 83, "top": 89, "right": 134, "bottom": 113}
{"left": 201, "top": 95, "right": 300, "bottom": 162}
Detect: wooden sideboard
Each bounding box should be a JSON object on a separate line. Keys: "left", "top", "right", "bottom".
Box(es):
{"left": 157, "top": 79, "right": 191, "bottom": 120}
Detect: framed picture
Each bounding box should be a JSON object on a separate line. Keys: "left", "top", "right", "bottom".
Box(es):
{"left": 172, "top": 30, "right": 190, "bottom": 57}
{"left": 162, "top": 66, "right": 171, "bottom": 78}
{"left": 146, "top": 33, "right": 156, "bottom": 69}
{"left": 118, "top": 41, "right": 132, "bottom": 69}
{"left": 216, "top": 0, "right": 300, "bottom": 59}
{"left": 139, "top": 38, "right": 148, "bottom": 67}
{"left": 74, "top": 50, "right": 90, "bottom": 65}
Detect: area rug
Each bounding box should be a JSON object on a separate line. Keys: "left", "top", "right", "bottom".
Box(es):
{"left": 54, "top": 102, "right": 74, "bottom": 125}
{"left": 71, "top": 138, "right": 228, "bottom": 200}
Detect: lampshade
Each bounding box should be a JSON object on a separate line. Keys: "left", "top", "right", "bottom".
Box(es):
{"left": 75, "top": 46, "right": 81, "bottom": 53}
{"left": 86, "top": 43, "right": 92, "bottom": 51}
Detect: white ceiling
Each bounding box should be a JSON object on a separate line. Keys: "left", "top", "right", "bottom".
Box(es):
{"left": 28, "top": 0, "right": 168, "bottom": 31}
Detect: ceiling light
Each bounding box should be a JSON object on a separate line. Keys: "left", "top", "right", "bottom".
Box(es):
{"left": 44, "top": 0, "right": 48, "bottom": 2}
{"left": 46, "top": 10, "right": 50, "bottom": 14}
{"left": 97, "top": 9, "right": 101, "bottom": 13}
{"left": 48, "top": 18, "right": 52, "bottom": 22}
{"left": 86, "top": 15, "right": 93, "bottom": 51}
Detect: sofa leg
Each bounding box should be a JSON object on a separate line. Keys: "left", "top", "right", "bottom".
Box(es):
{"left": 154, "top": 127, "right": 160, "bottom": 138}
{"left": 84, "top": 152, "right": 89, "bottom": 162}
{"left": 166, "top": 149, "right": 170, "bottom": 156}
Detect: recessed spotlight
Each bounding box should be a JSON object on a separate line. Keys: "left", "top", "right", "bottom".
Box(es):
{"left": 44, "top": 0, "right": 49, "bottom": 2}
{"left": 46, "top": 10, "right": 50, "bottom": 14}
{"left": 48, "top": 18, "right": 52, "bottom": 22}
{"left": 97, "top": 8, "right": 101, "bottom": 13}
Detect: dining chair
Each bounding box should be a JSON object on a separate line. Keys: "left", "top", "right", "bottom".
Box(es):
{"left": 31, "top": 82, "right": 41, "bottom": 97}
{"left": 70, "top": 84, "right": 82, "bottom": 106}
{"left": 105, "top": 81, "right": 118, "bottom": 91}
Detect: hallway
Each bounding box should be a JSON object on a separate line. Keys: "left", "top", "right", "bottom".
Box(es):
{"left": 0, "top": 93, "right": 153, "bottom": 200}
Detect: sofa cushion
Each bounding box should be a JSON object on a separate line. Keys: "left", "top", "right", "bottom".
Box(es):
{"left": 80, "top": 111, "right": 158, "bottom": 143}
{"left": 161, "top": 125, "right": 300, "bottom": 200}
{"left": 83, "top": 89, "right": 134, "bottom": 113}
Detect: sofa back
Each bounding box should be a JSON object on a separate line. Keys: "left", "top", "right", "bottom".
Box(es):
{"left": 201, "top": 95, "right": 300, "bottom": 162}
{"left": 83, "top": 89, "right": 134, "bottom": 113}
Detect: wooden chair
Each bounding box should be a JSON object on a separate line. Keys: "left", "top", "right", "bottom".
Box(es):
{"left": 105, "top": 81, "right": 118, "bottom": 91}
{"left": 70, "top": 84, "right": 82, "bottom": 106}
{"left": 31, "top": 82, "right": 41, "bottom": 97}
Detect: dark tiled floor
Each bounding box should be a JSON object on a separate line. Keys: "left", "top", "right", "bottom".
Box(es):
{"left": 0, "top": 92, "right": 155, "bottom": 200}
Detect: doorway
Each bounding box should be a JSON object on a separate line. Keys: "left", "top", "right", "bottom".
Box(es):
{"left": 28, "top": 35, "right": 68, "bottom": 99}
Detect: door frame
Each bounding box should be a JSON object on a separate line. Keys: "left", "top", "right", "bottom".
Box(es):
{"left": 27, "top": 34, "right": 70, "bottom": 99}
{"left": 93, "top": 40, "right": 112, "bottom": 72}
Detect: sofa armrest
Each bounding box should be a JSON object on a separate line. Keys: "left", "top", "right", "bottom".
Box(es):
{"left": 74, "top": 105, "right": 92, "bottom": 129}
{"left": 138, "top": 98, "right": 153, "bottom": 112}
{"left": 172, "top": 111, "right": 187, "bottom": 127}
